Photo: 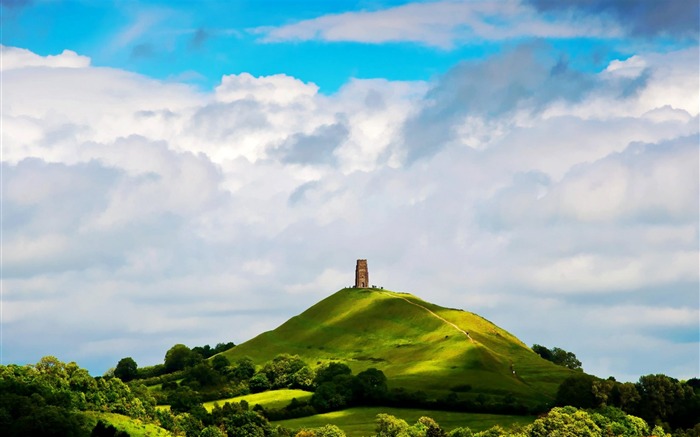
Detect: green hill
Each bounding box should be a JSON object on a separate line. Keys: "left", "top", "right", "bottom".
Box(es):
{"left": 221, "top": 288, "right": 574, "bottom": 405}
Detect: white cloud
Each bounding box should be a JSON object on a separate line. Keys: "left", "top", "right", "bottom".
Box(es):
{"left": 0, "top": 45, "right": 91, "bottom": 71}
{"left": 3, "top": 45, "right": 698, "bottom": 383}
{"left": 256, "top": 0, "right": 620, "bottom": 48}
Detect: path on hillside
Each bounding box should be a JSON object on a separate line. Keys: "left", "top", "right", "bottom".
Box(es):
{"left": 381, "top": 292, "right": 475, "bottom": 344}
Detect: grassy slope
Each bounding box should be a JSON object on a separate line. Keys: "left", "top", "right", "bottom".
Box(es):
{"left": 203, "top": 389, "right": 313, "bottom": 411}
{"left": 274, "top": 407, "right": 534, "bottom": 437}
{"left": 83, "top": 412, "right": 172, "bottom": 437}
{"left": 221, "top": 288, "right": 572, "bottom": 404}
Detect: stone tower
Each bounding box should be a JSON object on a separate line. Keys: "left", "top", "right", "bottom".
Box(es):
{"left": 355, "top": 259, "right": 369, "bottom": 288}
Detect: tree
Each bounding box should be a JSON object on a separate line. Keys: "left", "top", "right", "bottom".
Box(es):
{"left": 199, "top": 425, "right": 226, "bottom": 437}
{"left": 354, "top": 368, "right": 388, "bottom": 403}
{"left": 315, "top": 424, "right": 346, "bottom": 437}
{"left": 635, "top": 374, "right": 696, "bottom": 429}
{"left": 114, "top": 357, "right": 138, "bottom": 382}
{"left": 531, "top": 344, "right": 553, "bottom": 361}
{"left": 211, "top": 355, "right": 230, "bottom": 373}
{"left": 313, "top": 362, "right": 352, "bottom": 387}
{"left": 262, "top": 354, "right": 307, "bottom": 389}
{"left": 375, "top": 413, "right": 410, "bottom": 437}
{"left": 168, "top": 386, "right": 201, "bottom": 414}
{"left": 417, "top": 416, "right": 445, "bottom": 437}
{"left": 556, "top": 374, "right": 598, "bottom": 408}
{"left": 231, "top": 357, "right": 256, "bottom": 381}
{"left": 165, "top": 344, "right": 198, "bottom": 373}
{"left": 532, "top": 344, "right": 582, "bottom": 370}
{"left": 551, "top": 347, "right": 583, "bottom": 371}
{"left": 529, "top": 406, "right": 601, "bottom": 437}
{"left": 249, "top": 374, "right": 271, "bottom": 393}
{"left": 186, "top": 363, "right": 221, "bottom": 387}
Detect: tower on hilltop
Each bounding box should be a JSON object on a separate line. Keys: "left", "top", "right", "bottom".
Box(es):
{"left": 355, "top": 259, "right": 369, "bottom": 288}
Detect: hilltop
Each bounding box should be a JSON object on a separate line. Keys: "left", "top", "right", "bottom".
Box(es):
{"left": 221, "top": 287, "right": 574, "bottom": 405}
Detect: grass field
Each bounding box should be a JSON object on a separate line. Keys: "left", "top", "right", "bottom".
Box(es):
{"left": 203, "top": 389, "right": 313, "bottom": 411}
{"left": 221, "top": 288, "right": 573, "bottom": 404}
{"left": 273, "top": 407, "right": 535, "bottom": 437}
{"left": 83, "top": 411, "right": 173, "bottom": 437}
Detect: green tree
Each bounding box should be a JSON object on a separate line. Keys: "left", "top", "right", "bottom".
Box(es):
{"left": 448, "top": 428, "right": 473, "bottom": 437}
{"left": 416, "top": 417, "right": 445, "bottom": 437}
{"left": 314, "top": 363, "right": 352, "bottom": 387}
{"left": 224, "top": 411, "right": 271, "bottom": 437}
{"left": 532, "top": 345, "right": 582, "bottom": 370}
{"left": 262, "top": 354, "right": 307, "bottom": 389}
{"left": 375, "top": 413, "right": 410, "bottom": 437}
{"left": 168, "top": 386, "right": 202, "bottom": 414}
{"left": 114, "top": 357, "right": 138, "bottom": 382}
{"left": 635, "top": 374, "right": 695, "bottom": 429}
{"left": 232, "top": 357, "right": 256, "bottom": 381}
{"left": 200, "top": 425, "right": 226, "bottom": 437}
{"left": 551, "top": 347, "right": 583, "bottom": 371}
{"left": 186, "top": 362, "right": 221, "bottom": 387}
{"left": 529, "top": 406, "right": 601, "bottom": 437}
{"left": 212, "top": 355, "right": 230, "bottom": 373}
{"left": 556, "top": 374, "right": 598, "bottom": 408}
{"left": 354, "top": 368, "right": 388, "bottom": 403}
{"left": 291, "top": 366, "right": 315, "bottom": 390}
{"left": 165, "top": 344, "right": 198, "bottom": 373}
{"left": 249, "top": 373, "right": 271, "bottom": 393}
{"left": 315, "top": 424, "right": 346, "bottom": 437}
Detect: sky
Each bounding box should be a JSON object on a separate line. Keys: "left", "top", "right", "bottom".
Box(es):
{"left": 1, "top": 0, "right": 698, "bottom": 382}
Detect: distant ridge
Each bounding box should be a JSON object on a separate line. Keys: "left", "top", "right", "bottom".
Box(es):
{"left": 222, "top": 288, "right": 574, "bottom": 404}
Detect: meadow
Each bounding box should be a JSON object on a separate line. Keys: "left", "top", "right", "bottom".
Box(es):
{"left": 273, "top": 407, "right": 535, "bottom": 437}
{"left": 203, "top": 389, "right": 314, "bottom": 411}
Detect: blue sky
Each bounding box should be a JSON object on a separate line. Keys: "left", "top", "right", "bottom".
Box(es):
{"left": 3, "top": 0, "right": 669, "bottom": 91}
{"left": 1, "top": 0, "right": 699, "bottom": 381}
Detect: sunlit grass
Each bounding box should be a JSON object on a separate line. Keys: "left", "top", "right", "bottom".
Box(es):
{"left": 203, "top": 389, "right": 313, "bottom": 411}
{"left": 83, "top": 411, "right": 173, "bottom": 437}
{"left": 221, "top": 288, "right": 573, "bottom": 405}
{"left": 273, "top": 407, "right": 535, "bottom": 437}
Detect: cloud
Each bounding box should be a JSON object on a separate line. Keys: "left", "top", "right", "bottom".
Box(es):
{"left": 0, "top": 45, "right": 90, "bottom": 70}
{"left": 276, "top": 122, "right": 349, "bottom": 165}
{"left": 527, "top": 0, "right": 700, "bottom": 39}
{"left": 3, "top": 45, "right": 698, "bottom": 382}
{"left": 255, "top": 0, "right": 620, "bottom": 48}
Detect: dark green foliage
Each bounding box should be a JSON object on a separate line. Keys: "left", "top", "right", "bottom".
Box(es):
{"left": 635, "top": 374, "right": 698, "bottom": 430}
{"left": 262, "top": 354, "right": 308, "bottom": 389}
{"left": 354, "top": 368, "right": 388, "bottom": 403}
{"left": 311, "top": 380, "right": 354, "bottom": 412}
{"left": 212, "top": 355, "right": 231, "bottom": 372}
{"left": 249, "top": 373, "right": 271, "bottom": 393}
{"left": 168, "top": 386, "right": 202, "bottom": 414}
{"left": 532, "top": 344, "right": 582, "bottom": 370}
{"left": 114, "top": 357, "right": 138, "bottom": 382}
{"left": 224, "top": 410, "right": 272, "bottom": 437}
{"left": 555, "top": 372, "right": 700, "bottom": 432}
{"left": 193, "top": 342, "right": 236, "bottom": 360}
{"left": 313, "top": 362, "right": 352, "bottom": 387}
{"left": 231, "top": 357, "right": 256, "bottom": 381}
{"left": 185, "top": 362, "right": 222, "bottom": 388}
{"left": 91, "top": 420, "right": 130, "bottom": 437}
{"left": 556, "top": 374, "right": 598, "bottom": 408}
{"left": 418, "top": 416, "right": 446, "bottom": 437}
{"left": 0, "top": 357, "right": 157, "bottom": 437}
{"left": 531, "top": 345, "right": 553, "bottom": 362}
{"left": 136, "top": 364, "right": 166, "bottom": 379}
{"left": 165, "top": 344, "right": 201, "bottom": 373}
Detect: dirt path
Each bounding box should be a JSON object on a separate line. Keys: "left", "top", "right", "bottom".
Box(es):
{"left": 381, "top": 292, "right": 475, "bottom": 343}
